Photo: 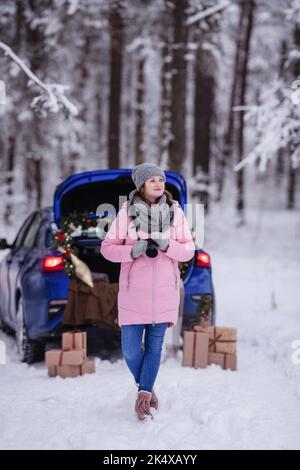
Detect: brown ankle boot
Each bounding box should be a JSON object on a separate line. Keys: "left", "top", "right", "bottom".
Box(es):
{"left": 150, "top": 390, "right": 159, "bottom": 410}
{"left": 135, "top": 391, "right": 153, "bottom": 421}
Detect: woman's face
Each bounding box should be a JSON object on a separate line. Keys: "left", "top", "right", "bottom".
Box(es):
{"left": 143, "top": 175, "right": 165, "bottom": 202}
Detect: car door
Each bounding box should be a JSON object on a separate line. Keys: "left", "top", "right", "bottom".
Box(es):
{"left": 0, "top": 213, "right": 35, "bottom": 327}
{"left": 7, "top": 212, "right": 41, "bottom": 327}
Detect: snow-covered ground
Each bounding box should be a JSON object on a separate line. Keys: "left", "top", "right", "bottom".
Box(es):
{"left": 0, "top": 170, "right": 300, "bottom": 450}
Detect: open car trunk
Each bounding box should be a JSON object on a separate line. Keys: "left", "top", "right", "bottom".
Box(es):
{"left": 53, "top": 169, "right": 189, "bottom": 281}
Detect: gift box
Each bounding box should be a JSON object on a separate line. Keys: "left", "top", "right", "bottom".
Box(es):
{"left": 45, "top": 330, "right": 95, "bottom": 378}
{"left": 45, "top": 349, "right": 64, "bottom": 367}
{"left": 194, "top": 325, "right": 237, "bottom": 355}
{"left": 57, "top": 359, "right": 96, "bottom": 378}
{"left": 46, "top": 356, "right": 95, "bottom": 378}
{"left": 81, "top": 359, "right": 96, "bottom": 375}
{"left": 61, "top": 349, "right": 85, "bottom": 366}
{"left": 57, "top": 365, "right": 82, "bottom": 378}
{"left": 208, "top": 352, "right": 237, "bottom": 371}
{"left": 46, "top": 348, "right": 84, "bottom": 366}
{"left": 47, "top": 365, "right": 57, "bottom": 377}
{"left": 62, "top": 330, "right": 87, "bottom": 356}
{"left": 182, "top": 330, "right": 209, "bottom": 369}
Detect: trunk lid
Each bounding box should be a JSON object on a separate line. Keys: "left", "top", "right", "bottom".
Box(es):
{"left": 53, "top": 169, "right": 187, "bottom": 228}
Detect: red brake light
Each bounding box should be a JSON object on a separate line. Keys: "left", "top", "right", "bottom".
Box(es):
{"left": 42, "top": 256, "right": 64, "bottom": 272}
{"left": 196, "top": 252, "right": 211, "bottom": 268}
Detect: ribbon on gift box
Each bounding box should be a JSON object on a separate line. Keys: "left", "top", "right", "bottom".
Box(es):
{"left": 193, "top": 325, "right": 236, "bottom": 353}
{"left": 182, "top": 329, "right": 209, "bottom": 369}
{"left": 62, "top": 329, "right": 86, "bottom": 354}
{"left": 191, "top": 331, "right": 197, "bottom": 367}
{"left": 208, "top": 351, "right": 237, "bottom": 371}
{"left": 208, "top": 327, "right": 236, "bottom": 353}
{"left": 57, "top": 349, "right": 85, "bottom": 377}
{"left": 223, "top": 353, "right": 230, "bottom": 369}
{"left": 191, "top": 326, "right": 208, "bottom": 366}
{"left": 68, "top": 328, "right": 81, "bottom": 349}
{"left": 59, "top": 350, "right": 63, "bottom": 366}
{"left": 48, "top": 350, "right": 64, "bottom": 377}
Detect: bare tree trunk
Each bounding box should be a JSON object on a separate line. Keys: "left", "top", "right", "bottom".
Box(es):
{"left": 276, "top": 40, "right": 288, "bottom": 185}
{"left": 168, "top": 0, "right": 188, "bottom": 173}
{"left": 159, "top": 28, "right": 172, "bottom": 166}
{"left": 287, "top": 144, "right": 296, "bottom": 209}
{"left": 2, "top": 0, "right": 25, "bottom": 223}
{"left": 217, "top": 0, "right": 250, "bottom": 202}
{"left": 286, "top": 25, "right": 300, "bottom": 209}
{"left": 135, "top": 53, "right": 145, "bottom": 165}
{"left": 235, "top": 0, "right": 256, "bottom": 224}
{"left": 69, "top": 35, "right": 91, "bottom": 176}
{"left": 192, "top": 40, "right": 215, "bottom": 212}
{"left": 108, "top": 1, "right": 124, "bottom": 170}
{"left": 3, "top": 136, "right": 15, "bottom": 224}
{"left": 25, "top": 0, "right": 48, "bottom": 209}
{"left": 122, "top": 50, "right": 134, "bottom": 166}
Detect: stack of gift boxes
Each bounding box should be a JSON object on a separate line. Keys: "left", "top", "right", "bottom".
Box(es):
{"left": 182, "top": 326, "right": 237, "bottom": 371}
{"left": 45, "top": 330, "right": 95, "bottom": 378}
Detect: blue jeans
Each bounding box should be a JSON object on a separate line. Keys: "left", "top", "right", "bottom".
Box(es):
{"left": 121, "top": 323, "right": 168, "bottom": 393}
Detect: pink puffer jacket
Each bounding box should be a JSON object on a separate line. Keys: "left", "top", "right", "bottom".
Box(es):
{"left": 100, "top": 201, "right": 195, "bottom": 328}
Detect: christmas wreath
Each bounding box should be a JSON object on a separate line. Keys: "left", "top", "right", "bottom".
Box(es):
{"left": 51, "top": 210, "right": 114, "bottom": 280}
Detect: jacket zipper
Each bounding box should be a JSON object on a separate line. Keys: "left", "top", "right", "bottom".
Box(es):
{"left": 152, "top": 260, "right": 155, "bottom": 326}
{"left": 173, "top": 262, "right": 178, "bottom": 290}
{"left": 127, "top": 263, "right": 134, "bottom": 289}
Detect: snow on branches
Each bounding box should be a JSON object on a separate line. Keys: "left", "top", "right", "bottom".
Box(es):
{"left": 234, "top": 80, "right": 300, "bottom": 172}
{"left": 0, "top": 41, "right": 78, "bottom": 119}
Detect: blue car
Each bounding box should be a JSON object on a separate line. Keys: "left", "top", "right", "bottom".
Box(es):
{"left": 0, "top": 169, "right": 216, "bottom": 363}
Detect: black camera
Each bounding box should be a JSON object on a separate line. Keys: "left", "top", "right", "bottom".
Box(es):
{"left": 146, "top": 239, "right": 159, "bottom": 258}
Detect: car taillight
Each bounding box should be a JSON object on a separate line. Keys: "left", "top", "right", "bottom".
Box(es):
{"left": 196, "top": 252, "right": 211, "bottom": 268}
{"left": 42, "top": 256, "right": 64, "bottom": 272}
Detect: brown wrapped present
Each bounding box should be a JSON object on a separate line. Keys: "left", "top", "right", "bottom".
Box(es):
{"left": 62, "top": 330, "right": 87, "bottom": 356}
{"left": 208, "top": 352, "right": 237, "bottom": 371}
{"left": 46, "top": 350, "right": 65, "bottom": 377}
{"left": 47, "top": 365, "right": 57, "bottom": 377}
{"left": 81, "top": 359, "right": 96, "bottom": 375}
{"left": 46, "top": 356, "right": 96, "bottom": 378}
{"left": 60, "top": 349, "right": 85, "bottom": 366}
{"left": 182, "top": 330, "right": 209, "bottom": 369}
{"left": 194, "top": 326, "right": 237, "bottom": 354}
{"left": 57, "top": 360, "right": 96, "bottom": 378}
{"left": 57, "top": 365, "right": 82, "bottom": 378}
{"left": 45, "top": 348, "right": 84, "bottom": 367}
{"left": 45, "top": 349, "right": 64, "bottom": 367}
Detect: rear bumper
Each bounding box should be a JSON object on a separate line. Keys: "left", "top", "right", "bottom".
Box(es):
{"left": 26, "top": 301, "right": 66, "bottom": 341}
{"left": 27, "top": 265, "right": 216, "bottom": 340}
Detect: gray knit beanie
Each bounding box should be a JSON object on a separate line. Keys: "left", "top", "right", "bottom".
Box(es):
{"left": 131, "top": 163, "right": 166, "bottom": 191}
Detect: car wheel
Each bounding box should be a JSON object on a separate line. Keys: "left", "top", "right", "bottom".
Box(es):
{"left": 16, "top": 297, "right": 44, "bottom": 364}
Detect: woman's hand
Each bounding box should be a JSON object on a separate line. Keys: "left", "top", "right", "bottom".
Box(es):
{"left": 152, "top": 236, "right": 169, "bottom": 253}
{"left": 131, "top": 240, "right": 148, "bottom": 259}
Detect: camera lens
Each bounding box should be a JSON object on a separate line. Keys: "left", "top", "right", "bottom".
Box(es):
{"left": 146, "top": 239, "right": 158, "bottom": 258}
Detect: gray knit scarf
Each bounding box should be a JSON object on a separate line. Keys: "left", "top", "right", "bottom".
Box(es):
{"left": 127, "top": 189, "right": 177, "bottom": 237}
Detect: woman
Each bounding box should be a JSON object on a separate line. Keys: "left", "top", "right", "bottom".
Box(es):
{"left": 100, "top": 163, "right": 195, "bottom": 421}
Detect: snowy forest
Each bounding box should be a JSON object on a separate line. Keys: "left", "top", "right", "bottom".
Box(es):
{"left": 0, "top": 0, "right": 300, "bottom": 452}
{"left": 0, "top": 0, "right": 299, "bottom": 223}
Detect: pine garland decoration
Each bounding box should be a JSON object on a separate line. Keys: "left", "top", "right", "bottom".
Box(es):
{"left": 51, "top": 211, "right": 97, "bottom": 277}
